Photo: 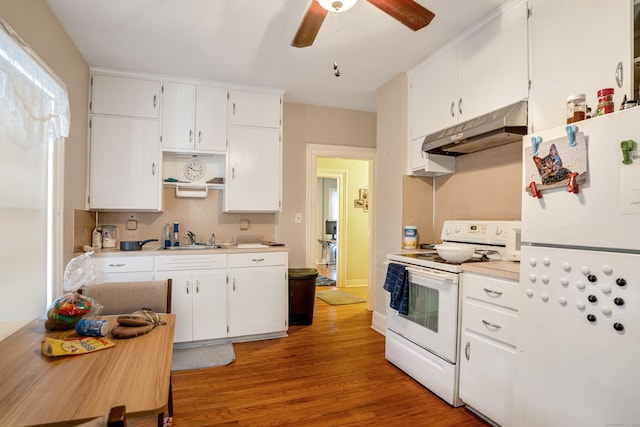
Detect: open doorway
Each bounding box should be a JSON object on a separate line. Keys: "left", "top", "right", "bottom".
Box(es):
{"left": 316, "top": 175, "right": 341, "bottom": 282}
{"left": 305, "top": 144, "right": 376, "bottom": 310}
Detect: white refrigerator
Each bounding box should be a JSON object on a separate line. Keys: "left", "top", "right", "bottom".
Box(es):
{"left": 514, "top": 107, "right": 640, "bottom": 427}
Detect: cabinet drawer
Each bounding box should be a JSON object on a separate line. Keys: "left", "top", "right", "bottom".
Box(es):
{"left": 155, "top": 254, "right": 227, "bottom": 271}
{"left": 463, "top": 300, "right": 518, "bottom": 346}
{"left": 92, "top": 256, "right": 154, "bottom": 273}
{"left": 228, "top": 252, "right": 286, "bottom": 268}
{"left": 463, "top": 273, "right": 519, "bottom": 310}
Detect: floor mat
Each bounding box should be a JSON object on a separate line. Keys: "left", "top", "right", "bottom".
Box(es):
{"left": 316, "top": 289, "right": 366, "bottom": 305}
{"left": 316, "top": 275, "right": 336, "bottom": 286}
{"left": 172, "top": 341, "right": 235, "bottom": 371}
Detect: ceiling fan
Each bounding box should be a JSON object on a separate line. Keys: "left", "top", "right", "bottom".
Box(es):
{"left": 291, "top": 0, "right": 435, "bottom": 48}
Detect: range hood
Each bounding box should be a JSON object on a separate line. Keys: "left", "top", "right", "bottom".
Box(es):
{"left": 422, "top": 100, "right": 528, "bottom": 156}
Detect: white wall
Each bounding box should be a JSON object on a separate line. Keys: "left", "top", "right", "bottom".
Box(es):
{"left": 372, "top": 73, "right": 407, "bottom": 333}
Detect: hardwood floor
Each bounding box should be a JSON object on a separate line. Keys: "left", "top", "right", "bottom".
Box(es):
{"left": 132, "top": 291, "right": 489, "bottom": 427}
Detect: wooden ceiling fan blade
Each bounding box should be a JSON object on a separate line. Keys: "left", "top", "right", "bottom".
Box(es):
{"left": 367, "top": 0, "right": 435, "bottom": 31}
{"left": 291, "top": 0, "right": 329, "bottom": 48}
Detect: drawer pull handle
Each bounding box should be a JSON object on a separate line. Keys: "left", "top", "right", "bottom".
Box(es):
{"left": 252, "top": 258, "right": 265, "bottom": 263}
{"left": 465, "top": 341, "right": 470, "bottom": 361}
{"left": 108, "top": 263, "right": 125, "bottom": 267}
{"left": 483, "top": 287, "right": 503, "bottom": 296}
{"left": 482, "top": 320, "right": 502, "bottom": 329}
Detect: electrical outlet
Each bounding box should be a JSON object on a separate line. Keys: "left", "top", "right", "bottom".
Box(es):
{"left": 294, "top": 213, "right": 302, "bottom": 224}
{"left": 126, "top": 218, "right": 137, "bottom": 230}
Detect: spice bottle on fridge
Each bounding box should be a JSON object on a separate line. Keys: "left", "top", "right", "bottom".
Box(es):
{"left": 596, "top": 88, "right": 615, "bottom": 116}
{"left": 566, "top": 94, "right": 587, "bottom": 123}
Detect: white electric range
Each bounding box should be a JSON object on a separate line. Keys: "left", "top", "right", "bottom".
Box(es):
{"left": 384, "top": 220, "right": 520, "bottom": 407}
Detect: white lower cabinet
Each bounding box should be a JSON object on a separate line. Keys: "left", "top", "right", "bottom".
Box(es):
{"left": 460, "top": 272, "right": 518, "bottom": 426}
{"left": 90, "top": 256, "right": 154, "bottom": 282}
{"left": 154, "top": 254, "right": 227, "bottom": 343}
{"left": 91, "top": 251, "right": 288, "bottom": 343}
{"left": 227, "top": 252, "right": 288, "bottom": 338}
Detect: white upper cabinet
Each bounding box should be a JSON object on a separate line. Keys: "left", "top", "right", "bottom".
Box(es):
{"left": 228, "top": 90, "right": 282, "bottom": 128}
{"left": 457, "top": 0, "right": 529, "bottom": 121}
{"left": 408, "top": 0, "right": 529, "bottom": 140}
{"left": 88, "top": 72, "right": 162, "bottom": 211}
{"left": 529, "top": 0, "right": 632, "bottom": 131}
{"left": 89, "top": 115, "right": 161, "bottom": 210}
{"left": 90, "top": 74, "right": 160, "bottom": 118}
{"left": 161, "top": 82, "right": 227, "bottom": 153}
{"left": 225, "top": 126, "right": 282, "bottom": 212}
{"left": 409, "top": 48, "right": 458, "bottom": 140}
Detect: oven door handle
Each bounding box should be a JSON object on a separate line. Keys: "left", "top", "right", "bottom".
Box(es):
{"left": 405, "top": 266, "right": 457, "bottom": 283}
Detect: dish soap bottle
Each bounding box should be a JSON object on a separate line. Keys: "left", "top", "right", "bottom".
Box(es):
{"left": 173, "top": 222, "right": 180, "bottom": 246}
{"left": 164, "top": 223, "right": 172, "bottom": 248}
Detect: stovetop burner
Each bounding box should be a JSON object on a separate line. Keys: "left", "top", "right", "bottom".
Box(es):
{"left": 400, "top": 252, "right": 488, "bottom": 265}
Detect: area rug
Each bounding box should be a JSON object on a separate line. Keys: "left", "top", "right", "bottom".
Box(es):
{"left": 171, "top": 342, "right": 235, "bottom": 371}
{"left": 316, "top": 275, "right": 336, "bottom": 286}
{"left": 316, "top": 289, "right": 366, "bottom": 305}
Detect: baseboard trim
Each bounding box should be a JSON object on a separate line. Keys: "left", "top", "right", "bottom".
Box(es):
{"left": 370, "top": 310, "right": 386, "bottom": 336}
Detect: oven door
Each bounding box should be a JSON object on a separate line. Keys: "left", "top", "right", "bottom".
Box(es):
{"left": 386, "top": 265, "right": 459, "bottom": 363}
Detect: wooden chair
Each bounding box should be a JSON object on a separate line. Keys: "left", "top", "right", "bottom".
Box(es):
{"left": 80, "top": 279, "right": 173, "bottom": 427}
{"left": 80, "top": 279, "right": 172, "bottom": 315}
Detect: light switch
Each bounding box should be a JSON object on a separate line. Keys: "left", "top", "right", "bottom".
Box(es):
{"left": 294, "top": 213, "right": 302, "bottom": 224}
{"left": 239, "top": 219, "right": 249, "bottom": 230}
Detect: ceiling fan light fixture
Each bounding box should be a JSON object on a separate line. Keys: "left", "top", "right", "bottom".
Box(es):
{"left": 317, "top": 0, "right": 358, "bottom": 13}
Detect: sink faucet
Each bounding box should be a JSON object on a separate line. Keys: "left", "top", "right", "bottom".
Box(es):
{"left": 185, "top": 230, "right": 196, "bottom": 245}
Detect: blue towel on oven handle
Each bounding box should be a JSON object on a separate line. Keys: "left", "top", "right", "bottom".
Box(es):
{"left": 383, "top": 263, "right": 409, "bottom": 315}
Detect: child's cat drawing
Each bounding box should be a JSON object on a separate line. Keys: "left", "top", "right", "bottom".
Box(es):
{"left": 533, "top": 144, "right": 571, "bottom": 184}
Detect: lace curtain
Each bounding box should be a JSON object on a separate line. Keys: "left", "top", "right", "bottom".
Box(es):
{"left": 0, "top": 20, "right": 70, "bottom": 143}
{"left": 0, "top": 19, "right": 69, "bottom": 325}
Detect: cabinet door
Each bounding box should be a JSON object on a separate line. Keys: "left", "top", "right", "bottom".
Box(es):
{"left": 155, "top": 271, "right": 193, "bottom": 343}
{"left": 228, "top": 265, "right": 287, "bottom": 337}
{"left": 458, "top": 0, "right": 529, "bottom": 121}
{"left": 409, "top": 48, "right": 458, "bottom": 138}
{"left": 160, "top": 82, "right": 197, "bottom": 151}
{"left": 228, "top": 90, "right": 281, "bottom": 128}
{"left": 195, "top": 86, "right": 227, "bottom": 152}
{"left": 459, "top": 332, "right": 516, "bottom": 426}
{"left": 91, "top": 74, "right": 160, "bottom": 118}
{"left": 225, "top": 126, "right": 281, "bottom": 212}
{"left": 192, "top": 270, "right": 228, "bottom": 341}
{"left": 529, "top": 0, "right": 631, "bottom": 130}
{"left": 89, "top": 115, "right": 161, "bottom": 210}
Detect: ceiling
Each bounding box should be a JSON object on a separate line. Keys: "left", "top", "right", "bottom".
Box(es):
{"left": 45, "top": 0, "right": 510, "bottom": 112}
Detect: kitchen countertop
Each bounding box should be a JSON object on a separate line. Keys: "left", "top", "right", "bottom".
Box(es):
{"left": 461, "top": 260, "right": 520, "bottom": 281}
{"left": 77, "top": 244, "right": 289, "bottom": 257}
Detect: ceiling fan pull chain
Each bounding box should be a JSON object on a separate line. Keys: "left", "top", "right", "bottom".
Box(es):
{"left": 333, "top": 12, "right": 341, "bottom": 77}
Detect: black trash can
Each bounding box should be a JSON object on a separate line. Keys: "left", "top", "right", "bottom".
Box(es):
{"left": 288, "top": 268, "right": 318, "bottom": 325}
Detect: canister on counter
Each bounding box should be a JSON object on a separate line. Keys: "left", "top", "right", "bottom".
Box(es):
{"left": 403, "top": 226, "right": 418, "bottom": 249}
{"left": 75, "top": 318, "right": 110, "bottom": 337}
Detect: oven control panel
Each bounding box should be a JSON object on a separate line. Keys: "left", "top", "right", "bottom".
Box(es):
{"left": 441, "top": 220, "right": 520, "bottom": 245}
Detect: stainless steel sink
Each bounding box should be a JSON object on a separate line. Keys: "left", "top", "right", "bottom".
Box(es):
{"left": 157, "top": 244, "right": 224, "bottom": 251}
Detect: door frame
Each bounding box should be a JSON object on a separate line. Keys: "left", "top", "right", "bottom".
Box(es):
{"left": 305, "top": 144, "right": 376, "bottom": 310}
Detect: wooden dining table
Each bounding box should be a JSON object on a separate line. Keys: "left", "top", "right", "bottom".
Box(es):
{"left": 0, "top": 314, "right": 175, "bottom": 426}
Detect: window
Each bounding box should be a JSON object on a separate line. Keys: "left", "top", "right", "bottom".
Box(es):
{"left": 0, "top": 20, "right": 69, "bottom": 327}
